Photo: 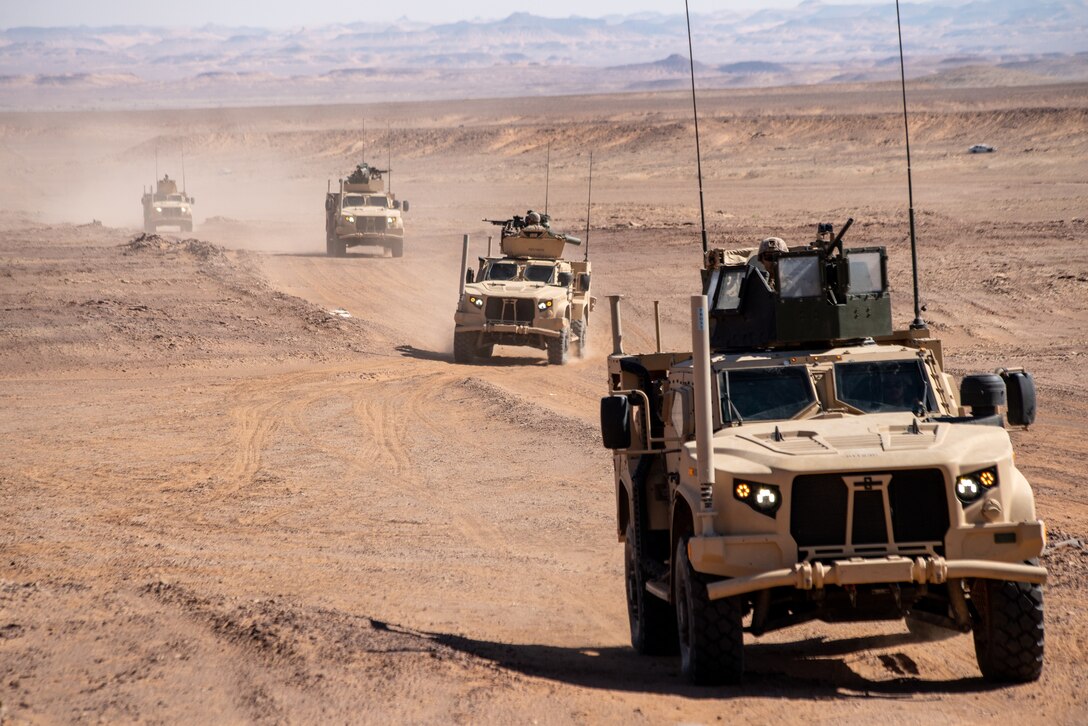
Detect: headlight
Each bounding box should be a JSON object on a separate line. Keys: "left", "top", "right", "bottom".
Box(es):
{"left": 468, "top": 296, "right": 484, "bottom": 308}
{"left": 537, "top": 300, "right": 553, "bottom": 311}
{"left": 343, "top": 215, "right": 355, "bottom": 223}
{"left": 955, "top": 466, "right": 998, "bottom": 505}
{"left": 155, "top": 207, "right": 162, "bottom": 212}
{"left": 387, "top": 216, "right": 397, "bottom": 225}
{"left": 733, "top": 479, "right": 781, "bottom": 517}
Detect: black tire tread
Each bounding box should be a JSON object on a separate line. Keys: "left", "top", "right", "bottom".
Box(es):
{"left": 676, "top": 538, "right": 744, "bottom": 685}
{"left": 972, "top": 577, "right": 1044, "bottom": 683}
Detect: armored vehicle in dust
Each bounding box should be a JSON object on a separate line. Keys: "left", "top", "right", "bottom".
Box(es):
{"left": 142, "top": 175, "right": 194, "bottom": 233}
{"left": 454, "top": 213, "right": 592, "bottom": 365}
{"left": 325, "top": 163, "right": 408, "bottom": 257}
{"left": 601, "top": 221, "right": 1045, "bottom": 685}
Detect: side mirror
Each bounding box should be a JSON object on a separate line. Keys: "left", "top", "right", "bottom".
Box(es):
{"left": 1000, "top": 369, "right": 1036, "bottom": 427}
{"left": 579, "top": 273, "right": 591, "bottom": 290}
{"left": 960, "top": 374, "right": 1006, "bottom": 419}
{"left": 600, "top": 395, "right": 632, "bottom": 449}
{"left": 402, "top": 200, "right": 410, "bottom": 212}
{"left": 190, "top": 197, "right": 196, "bottom": 205}
{"left": 465, "top": 269, "right": 475, "bottom": 284}
{"left": 557, "top": 272, "right": 573, "bottom": 287}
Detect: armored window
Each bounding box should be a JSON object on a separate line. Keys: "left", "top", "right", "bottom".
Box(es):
{"left": 846, "top": 250, "right": 884, "bottom": 295}
{"left": 342, "top": 195, "right": 365, "bottom": 208}
{"left": 485, "top": 262, "right": 518, "bottom": 281}
{"left": 524, "top": 264, "right": 556, "bottom": 283}
{"left": 713, "top": 268, "right": 747, "bottom": 312}
{"left": 777, "top": 254, "right": 823, "bottom": 299}
{"left": 834, "top": 359, "right": 934, "bottom": 413}
{"left": 720, "top": 366, "right": 816, "bottom": 423}
{"left": 365, "top": 196, "right": 389, "bottom": 207}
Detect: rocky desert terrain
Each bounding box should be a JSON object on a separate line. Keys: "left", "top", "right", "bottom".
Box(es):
{"left": 1, "top": 81, "right": 1087, "bottom": 723}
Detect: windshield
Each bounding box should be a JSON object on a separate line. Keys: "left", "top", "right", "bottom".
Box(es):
{"left": 365, "top": 195, "right": 389, "bottom": 207}
{"left": 834, "top": 359, "right": 932, "bottom": 413}
{"left": 342, "top": 195, "right": 365, "bottom": 208}
{"left": 485, "top": 262, "right": 518, "bottom": 281}
{"left": 524, "top": 264, "right": 556, "bottom": 283}
{"left": 720, "top": 366, "right": 816, "bottom": 423}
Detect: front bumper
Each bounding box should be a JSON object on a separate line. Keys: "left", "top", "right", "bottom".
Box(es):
{"left": 703, "top": 554, "right": 1047, "bottom": 601}
{"left": 690, "top": 519, "right": 1047, "bottom": 599}
{"left": 454, "top": 312, "right": 566, "bottom": 339}
{"left": 337, "top": 231, "right": 403, "bottom": 242}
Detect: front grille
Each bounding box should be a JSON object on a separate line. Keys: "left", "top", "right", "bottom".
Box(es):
{"left": 161, "top": 207, "right": 184, "bottom": 217}
{"left": 791, "top": 468, "right": 948, "bottom": 558}
{"left": 484, "top": 297, "right": 535, "bottom": 324}
{"left": 355, "top": 217, "right": 387, "bottom": 233}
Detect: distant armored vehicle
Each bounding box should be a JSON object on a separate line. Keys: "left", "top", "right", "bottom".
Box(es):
{"left": 453, "top": 212, "right": 592, "bottom": 365}
{"left": 325, "top": 163, "right": 408, "bottom": 257}
{"left": 142, "top": 175, "right": 194, "bottom": 233}
{"left": 968, "top": 144, "right": 996, "bottom": 154}
{"left": 602, "top": 221, "right": 1045, "bottom": 685}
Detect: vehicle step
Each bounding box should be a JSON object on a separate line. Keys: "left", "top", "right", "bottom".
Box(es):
{"left": 644, "top": 579, "right": 669, "bottom": 601}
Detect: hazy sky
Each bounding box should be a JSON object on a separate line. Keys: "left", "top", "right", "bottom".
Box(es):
{"left": 1, "top": 0, "right": 890, "bottom": 28}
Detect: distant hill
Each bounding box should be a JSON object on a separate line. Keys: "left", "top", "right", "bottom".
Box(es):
{"left": 1, "top": 0, "right": 1086, "bottom": 109}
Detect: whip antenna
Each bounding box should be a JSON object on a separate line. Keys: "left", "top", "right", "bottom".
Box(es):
{"left": 685, "top": 0, "right": 709, "bottom": 256}
{"left": 544, "top": 141, "right": 551, "bottom": 216}
{"left": 896, "top": 0, "right": 926, "bottom": 329}
{"left": 584, "top": 151, "right": 593, "bottom": 262}
{"left": 181, "top": 146, "right": 187, "bottom": 193}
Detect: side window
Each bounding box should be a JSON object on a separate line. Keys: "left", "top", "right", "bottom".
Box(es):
{"left": 713, "top": 268, "right": 746, "bottom": 312}
{"left": 846, "top": 250, "right": 884, "bottom": 295}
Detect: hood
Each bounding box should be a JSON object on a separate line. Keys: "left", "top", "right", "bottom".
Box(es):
{"left": 687, "top": 413, "right": 1013, "bottom": 476}
{"left": 342, "top": 206, "right": 396, "bottom": 216}
{"left": 467, "top": 281, "right": 568, "bottom": 298}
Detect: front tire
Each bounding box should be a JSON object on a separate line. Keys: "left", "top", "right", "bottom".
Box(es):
{"left": 546, "top": 331, "right": 569, "bottom": 365}
{"left": 971, "top": 576, "right": 1044, "bottom": 682}
{"left": 625, "top": 520, "right": 677, "bottom": 655}
{"left": 675, "top": 537, "right": 744, "bottom": 685}
{"left": 453, "top": 332, "right": 476, "bottom": 364}
{"left": 388, "top": 240, "right": 404, "bottom": 258}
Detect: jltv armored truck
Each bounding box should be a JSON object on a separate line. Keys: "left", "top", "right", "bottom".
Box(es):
{"left": 325, "top": 163, "right": 408, "bottom": 257}
{"left": 454, "top": 213, "right": 592, "bottom": 365}
{"left": 601, "top": 221, "right": 1045, "bottom": 685}
{"left": 142, "top": 175, "right": 194, "bottom": 233}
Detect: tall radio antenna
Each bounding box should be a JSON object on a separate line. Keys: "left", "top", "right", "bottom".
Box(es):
{"left": 896, "top": 0, "right": 926, "bottom": 330}
{"left": 584, "top": 151, "right": 593, "bottom": 262}
{"left": 685, "top": 0, "right": 709, "bottom": 256}
{"left": 544, "top": 141, "right": 551, "bottom": 216}
{"left": 181, "top": 145, "right": 187, "bottom": 193}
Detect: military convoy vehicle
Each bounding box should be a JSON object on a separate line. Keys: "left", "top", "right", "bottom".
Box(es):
{"left": 453, "top": 212, "right": 592, "bottom": 365}
{"left": 325, "top": 163, "right": 409, "bottom": 257}
{"left": 601, "top": 221, "right": 1045, "bottom": 685}
{"left": 142, "top": 175, "right": 194, "bottom": 233}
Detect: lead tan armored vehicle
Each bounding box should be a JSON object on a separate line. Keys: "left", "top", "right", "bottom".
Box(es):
{"left": 601, "top": 221, "right": 1045, "bottom": 685}
{"left": 325, "top": 163, "right": 408, "bottom": 257}
{"left": 142, "top": 175, "right": 194, "bottom": 233}
{"left": 453, "top": 213, "right": 592, "bottom": 365}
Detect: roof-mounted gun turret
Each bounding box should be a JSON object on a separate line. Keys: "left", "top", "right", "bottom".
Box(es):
{"left": 345, "top": 162, "right": 388, "bottom": 193}
{"left": 483, "top": 210, "right": 581, "bottom": 259}
{"left": 702, "top": 218, "right": 891, "bottom": 351}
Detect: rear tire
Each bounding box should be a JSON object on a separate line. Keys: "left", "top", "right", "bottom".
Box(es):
{"left": 971, "top": 575, "right": 1044, "bottom": 682}
{"left": 675, "top": 537, "right": 744, "bottom": 685}
{"left": 625, "top": 520, "right": 677, "bottom": 655}
{"left": 546, "top": 331, "right": 569, "bottom": 365}
{"left": 453, "top": 332, "right": 476, "bottom": 364}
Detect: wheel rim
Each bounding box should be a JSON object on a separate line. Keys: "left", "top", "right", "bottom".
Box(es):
{"left": 676, "top": 556, "right": 693, "bottom": 668}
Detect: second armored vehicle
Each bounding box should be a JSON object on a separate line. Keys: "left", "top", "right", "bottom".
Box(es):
{"left": 142, "top": 175, "right": 194, "bottom": 233}
{"left": 454, "top": 212, "right": 592, "bottom": 365}
{"left": 325, "top": 163, "right": 408, "bottom": 257}
{"left": 602, "top": 222, "right": 1046, "bottom": 685}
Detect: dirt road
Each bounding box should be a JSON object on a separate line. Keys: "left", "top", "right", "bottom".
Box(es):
{"left": 2, "top": 84, "right": 1087, "bottom": 723}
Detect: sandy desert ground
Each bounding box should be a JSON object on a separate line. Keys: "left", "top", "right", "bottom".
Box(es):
{"left": 1, "top": 82, "right": 1087, "bottom": 723}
